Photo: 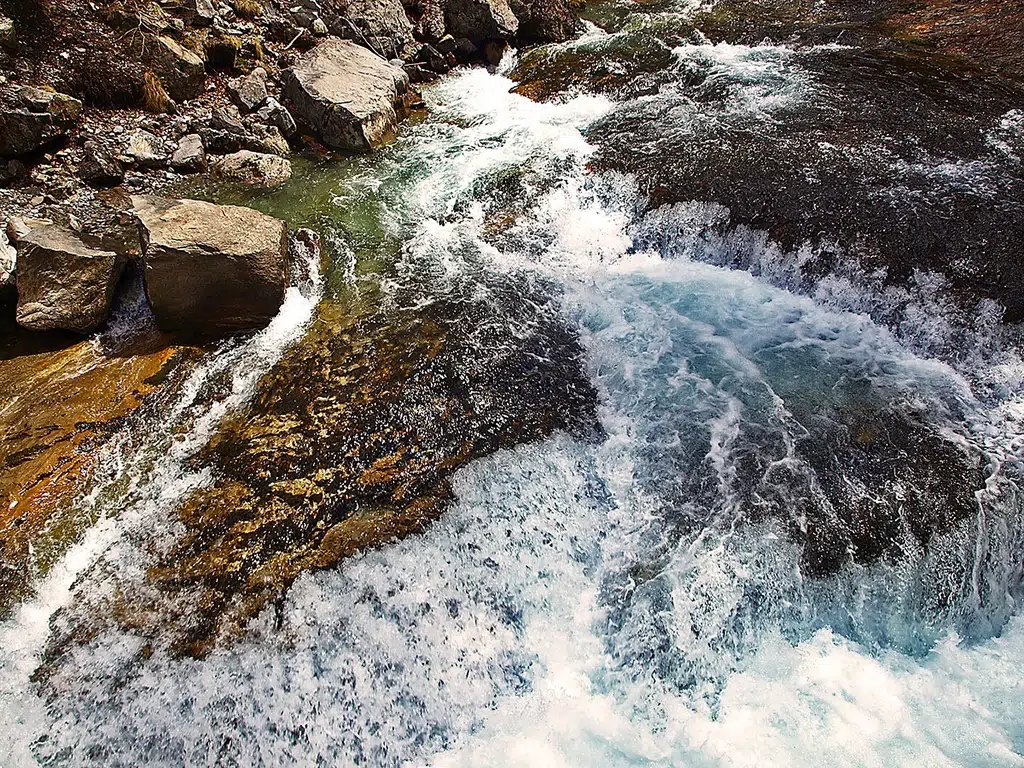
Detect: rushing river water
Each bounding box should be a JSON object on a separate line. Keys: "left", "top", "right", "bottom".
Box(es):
{"left": 3, "top": 8, "right": 1024, "bottom": 767}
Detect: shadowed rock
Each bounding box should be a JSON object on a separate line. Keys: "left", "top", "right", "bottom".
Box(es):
{"left": 13, "top": 223, "right": 126, "bottom": 333}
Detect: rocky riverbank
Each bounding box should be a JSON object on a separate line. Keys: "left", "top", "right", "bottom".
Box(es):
{"left": 0, "top": 0, "right": 581, "bottom": 622}
{"left": 4, "top": 0, "right": 1024, "bottom": 662}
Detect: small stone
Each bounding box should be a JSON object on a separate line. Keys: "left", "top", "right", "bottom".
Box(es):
{"left": 311, "top": 17, "right": 328, "bottom": 36}
{"left": 79, "top": 146, "right": 125, "bottom": 187}
{"left": 254, "top": 97, "right": 297, "bottom": 136}
{"left": 125, "top": 129, "right": 169, "bottom": 169}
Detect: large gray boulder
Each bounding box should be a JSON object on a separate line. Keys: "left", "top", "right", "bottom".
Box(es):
{"left": 0, "top": 87, "right": 82, "bottom": 157}
{"left": 13, "top": 223, "right": 126, "bottom": 333}
{"left": 211, "top": 150, "right": 292, "bottom": 188}
{"left": 282, "top": 38, "right": 410, "bottom": 152}
{"left": 445, "top": 0, "right": 518, "bottom": 42}
{"left": 322, "top": 0, "right": 414, "bottom": 56}
{"left": 132, "top": 196, "right": 288, "bottom": 334}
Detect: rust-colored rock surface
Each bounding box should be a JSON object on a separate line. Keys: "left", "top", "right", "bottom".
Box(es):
{"left": 0, "top": 325, "right": 185, "bottom": 615}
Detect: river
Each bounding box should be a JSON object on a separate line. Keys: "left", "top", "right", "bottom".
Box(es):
{"left": 1, "top": 4, "right": 1023, "bottom": 766}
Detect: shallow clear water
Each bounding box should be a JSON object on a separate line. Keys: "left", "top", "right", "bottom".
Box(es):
{"left": 2, "top": 40, "right": 1024, "bottom": 768}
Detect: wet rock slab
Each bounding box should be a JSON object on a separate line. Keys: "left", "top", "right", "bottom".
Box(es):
{"left": 0, "top": 323, "right": 188, "bottom": 617}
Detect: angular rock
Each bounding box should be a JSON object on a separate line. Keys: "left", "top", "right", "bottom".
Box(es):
{"left": 14, "top": 224, "right": 126, "bottom": 333}
{"left": 255, "top": 97, "right": 297, "bottom": 136}
{"left": 508, "top": 0, "right": 576, "bottom": 43}
{"left": 185, "top": 0, "right": 217, "bottom": 26}
{"left": 171, "top": 133, "right": 207, "bottom": 172}
{"left": 132, "top": 196, "right": 288, "bottom": 334}
{"left": 18, "top": 87, "right": 82, "bottom": 122}
{"left": 282, "top": 38, "right": 410, "bottom": 152}
{"left": 0, "top": 228, "right": 15, "bottom": 288}
{"left": 228, "top": 67, "right": 269, "bottom": 112}
{"left": 0, "top": 88, "right": 82, "bottom": 157}
{"left": 146, "top": 35, "right": 206, "bottom": 102}
{"left": 0, "top": 14, "right": 14, "bottom": 51}
{"left": 125, "top": 129, "right": 169, "bottom": 168}
{"left": 211, "top": 150, "right": 292, "bottom": 188}
{"left": 79, "top": 144, "right": 124, "bottom": 187}
{"left": 445, "top": 0, "right": 518, "bottom": 43}
{"left": 414, "top": 0, "right": 446, "bottom": 43}
{"left": 323, "top": 0, "right": 414, "bottom": 55}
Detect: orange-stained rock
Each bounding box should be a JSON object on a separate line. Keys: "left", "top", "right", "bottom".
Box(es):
{"left": 0, "top": 325, "right": 185, "bottom": 615}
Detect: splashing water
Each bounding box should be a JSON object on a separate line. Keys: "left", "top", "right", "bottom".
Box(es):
{"left": 1, "top": 52, "right": 1023, "bottom": 768}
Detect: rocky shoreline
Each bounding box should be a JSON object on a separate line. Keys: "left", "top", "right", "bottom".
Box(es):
{"left": 0, "top": 0, "right": 578, "bottom": 337}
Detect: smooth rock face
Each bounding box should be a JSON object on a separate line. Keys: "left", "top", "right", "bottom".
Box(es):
{"left": 14, "top": 224, "right": 125, "bottom": 333}
{"left": 132, "top": 196, "right": 288, "bottom": 334}
{"left": 282, "top": 38, "right": 410, "bottom": 152}
{"left": 211, "top": 150, "right": 292, "bottom": 187}
{"left": 445, "top": 0, "right": 518, "bottom": 42}
{"left": 146, "top": 36, "right": 206, "bottom": 102}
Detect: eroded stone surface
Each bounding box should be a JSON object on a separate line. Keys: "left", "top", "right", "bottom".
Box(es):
{"left": 133, "top": 195, "right": 288, "bottom": 334}
{"left": 282, "top": 38, "right": 412, "bottom": 152}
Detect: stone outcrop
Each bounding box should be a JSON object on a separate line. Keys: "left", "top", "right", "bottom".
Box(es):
{"left": 445, "top": 0, "right": 518, "bottom": 42}
{"left": 145, "top": 35, "right": 206, "bottom": 102}
{"left": 211, "top": 150, "right": 293, "bottom": 188}
{"left": 132, "top": 196, "right": 288, "bottom": 334}
{"left": 12, "top": 223, "right": 126, "bottom": 333}
{"left": 0, "top": 87, "right": 82, "bottom": 157}
{"left": 282, "top": 38, "right": 411, "bottom": 152}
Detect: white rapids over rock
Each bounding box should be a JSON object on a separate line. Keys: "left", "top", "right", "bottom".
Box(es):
{"left": 0, "top": 51, "right": 1022, "bottom": 768}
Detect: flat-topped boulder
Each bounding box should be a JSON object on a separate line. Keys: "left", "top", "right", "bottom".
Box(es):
{"left": 13, "top": 223, "right": 126, "bottom": 333}
{"left": 282, "top": 38, "right": 410, "bottom": 152}
{"left": 132, "top": 196, "right": 288, "bottom": 334}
